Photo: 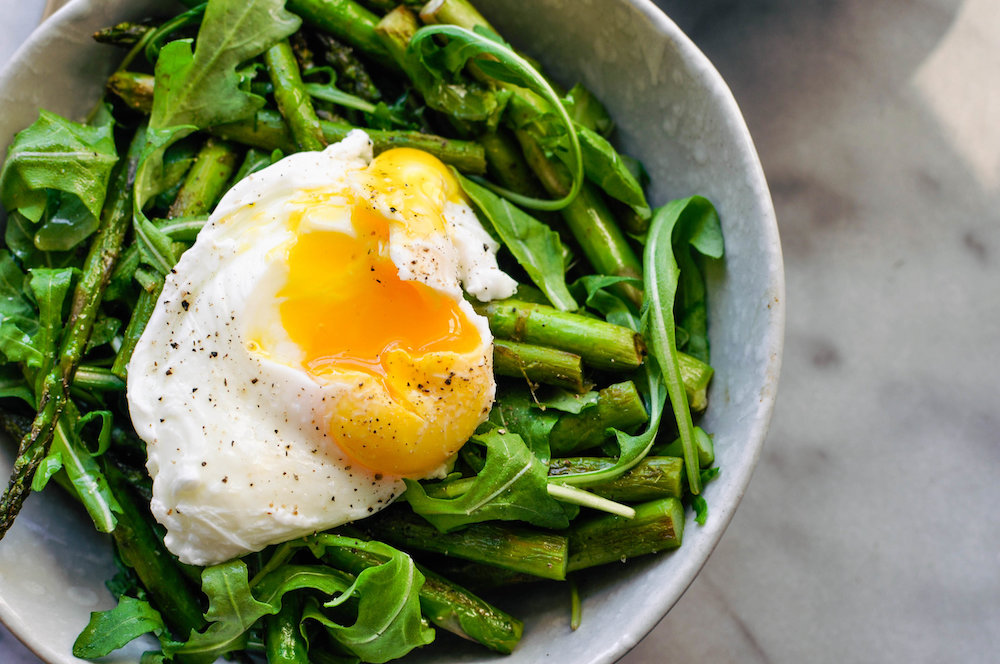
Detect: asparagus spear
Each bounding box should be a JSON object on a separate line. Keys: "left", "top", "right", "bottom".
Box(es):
{"left": 0, "top": 127, "right": 144, "bottom": 539}
{"left": 549, "top": 456, "right": 683, "bottom": 502}
{"left": 516, "top": 130, "right": 643, "bottom": 307}
{"left": 211, "top": 110, "right": 488, "bottom": 173}
{"left": 314, "top": 32, "right": 382, "bottom": 103}
{"left": 322, "top": 541, "right": 523, "bottom": 653}
{"left": 678, "top": 351, "right": 713, "bottom": 412}
{"left": 103, "top": 460, "right": 205, "bottom": 638}
{"left": 265, "top": 39, "right": 327, "bottom": 151}
{"left": 166, "top": 137, "right": 240, "bottom": 219}
{"left": 265, "top": 592, "right": 309, "bottom": 664}
{"left": 111, "top": 282, "right": 162, "bottom": 381}
{"left": 493, "top": 339, "right": 586, "bottom": 393}
{"left": 365, "top": 509, "right": 568, "bottom": 581}
{"left": 548, "top": 381, "right": 649, "bottom": 455}
{"left": 566, "top": 497, "right": 685, "bottom": 572}
{"left": 113, "top": 136, "right": 237, "bottom": 380}
{"left": 92, "top": 21, "right": 153, "bottom": 47}
{"left": 475, "top": 299, "right": 645, "bottom": 372}
{"left": 72, "top": 366, "right": 126, "bottom": 393}
{"left": 651, "top": 427, "right": 715, "bottom": 469}
{"left": 105, "top": 72, "right": 488, "bottom": 173}
{"left": 285, "top": 0, "right": 396, "bottom": 69}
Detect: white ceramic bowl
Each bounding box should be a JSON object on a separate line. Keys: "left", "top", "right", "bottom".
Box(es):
{"left": 0, "top": 1, "right": 784, "bottom": 662}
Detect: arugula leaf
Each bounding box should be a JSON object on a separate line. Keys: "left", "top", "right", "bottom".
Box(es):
{"left": 149, "top": 1, "right": 300, "bottom": 131}
{"left": 303, "top": 535, "right": 435, "bottom": 663}
{"left": 51, "top": 407, "right": 122, "bottom": 532}
{"left": 487, "top": 388, "right": 558, "bottom": 463}
{"left": 0, "top": 108, "right": 117, "bottom": 225}
{"left": 134, "top": 0, "right": 300, "bottom": 275}
{"left": 28, "top": 267, "right": 76, "bottom": 378}
{"left": 73, "top": 596, "right": 168, "bottom": 659}
{"left": 575, "top": 124, "right": 651, "bottom": 220}
{"left": 531, "top": 387, "right": 599, "bottom": 415}
{"left": 0, "top": 251, "right": 41, "bottom": 368}
{"left": 457, "top": 173, "right": 577, "bottom": 311}
{"left": 34, "top": 193, "right": 99, "bottom": 252}
{"left": 404, "top": 429, "right": 569, "bottom": 531}
{"left": 670, "top": 196, "right": 724, "bottom": 362}
{"left": 0, "top": 364, "right": 33, "bottom": 405}
{"left": 30, "top": 451, "right": 62, "bottom": 491}
{"left": 167, "top": 559, "right": 273, "bottom": 658}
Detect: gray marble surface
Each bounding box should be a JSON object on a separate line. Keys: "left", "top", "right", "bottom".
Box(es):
{"left": 2, "top": 0, "right": 999, "bottom": 662}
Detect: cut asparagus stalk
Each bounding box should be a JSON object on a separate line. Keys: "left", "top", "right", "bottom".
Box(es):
{"left": 566, "top": 497, "right": 685, "bottom": 572}
{"left": 105, "top": 73, "right": 488, "bottom": 173}
{"left": 166, "top": 137, "right": 240, "bottom": 219}
{"left": 547, "top": 381, "right": 648, "bottom": 454}
{"left": 549, "top": 456, "right": 683, "bottom": 502}
{"left": 476, "top": 299, "right": 644, "bottom": 372}
{"left": 651, "top": 427, "right": 715, "bottom": 469}
{"left": 365, "top": 509, "right": 568, "bottom": 581}
{"left": 285, "top": 0, "right": 396, "bottom": 69}
{"left": 677, "top": 351, "right": 713, "bottom": 412}
{"left": 516, "top": 129, "right": 643, "bottom": 306}
{"left": 493, "top": 339, "right": 586, "bottom": 393}
{"left": 265, "top": 39, "right": 327, "bottom": 152}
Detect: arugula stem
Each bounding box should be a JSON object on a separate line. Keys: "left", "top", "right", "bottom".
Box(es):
{"left": 493, "top": 339, "right": 586, "bottom": 393}
{"left": 265, "top": 39, "right": 327, "bottom": 152}
{"left": 366, "top": 510, "right": 568, "bottom": 581}
{"left": 0, "top": 127, "right": 144, "bottom": 539}
{"left": 476, "top": 299, "right": 644, "bottom": 372}
{"left": 545, "top": 483, "right": 635, "bottom": 519}
{"left": 566, "top": 497, "right": 685, "bottom": 572}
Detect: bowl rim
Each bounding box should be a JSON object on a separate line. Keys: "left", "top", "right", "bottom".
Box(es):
{"left": 0, "top": 1, "right": 785, "bottom": 662}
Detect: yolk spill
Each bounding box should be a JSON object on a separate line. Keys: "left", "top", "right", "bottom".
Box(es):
{"left": 276, "top": 148, "right": 486, "bottom": 477}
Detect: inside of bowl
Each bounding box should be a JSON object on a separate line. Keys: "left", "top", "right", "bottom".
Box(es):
{"left": 0, "top": 1, "right": 782, "bottom": 662}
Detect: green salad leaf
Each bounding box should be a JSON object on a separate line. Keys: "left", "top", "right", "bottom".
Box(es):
{"left": 73, "top": 595, "right": 169, "bottom": 659}
{"left": 670, "top": 195, "right": 724, "bottom": 362}
{"left": 0, "top": 108, "right": 117, "bottom": 229}
{"left": 133, "top": 0, "right": 301, "bottom": 275}
{"left": 457, "top": 172, "right": 577, "bottom": 311}
{"left": 404, "top": 429, "right": 569, "bottom": 531}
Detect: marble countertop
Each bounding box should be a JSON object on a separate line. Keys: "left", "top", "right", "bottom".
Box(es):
{"left": 2, "top": 0, "right": 998, "bottom": 662}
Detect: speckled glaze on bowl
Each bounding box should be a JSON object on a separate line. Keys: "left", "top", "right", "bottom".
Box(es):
{"left": 0, "top": 1, "right": 783, "bottom": 662}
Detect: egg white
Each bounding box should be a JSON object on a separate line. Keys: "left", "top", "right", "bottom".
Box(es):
{"left": 126, "top": 131, "right": 516, "bottom": 566}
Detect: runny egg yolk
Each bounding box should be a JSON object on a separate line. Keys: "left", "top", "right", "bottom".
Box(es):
{"left": 272, "top": 148, "right": 492, "bottom": 478}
